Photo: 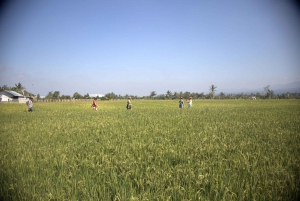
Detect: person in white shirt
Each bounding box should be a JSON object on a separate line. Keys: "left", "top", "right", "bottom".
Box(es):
{"left": 27, "top": 97, "right": 33, "bottom": 112}
{"left": 187, "top": 97, "right": 192, "bottom": 108}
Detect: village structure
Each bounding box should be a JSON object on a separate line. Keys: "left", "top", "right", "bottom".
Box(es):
{"left": 89, "top": 94, "right": 104, "bottom": 98}
{"left": 0, "top": 90, "right": 29, "bottom": 103}
{"left": 0, "top": 90, "right": 106, "bottom": 103}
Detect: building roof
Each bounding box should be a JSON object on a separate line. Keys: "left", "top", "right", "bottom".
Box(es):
{"left": 4, "top": 90, "right": 24, "bottom": 97}
{"left": 89, "top": 94, "right": 104, "bottom": 97}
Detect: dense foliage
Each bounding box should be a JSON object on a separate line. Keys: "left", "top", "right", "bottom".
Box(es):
{"left": 1, "top": 83, "right": 300, "bottom": 100}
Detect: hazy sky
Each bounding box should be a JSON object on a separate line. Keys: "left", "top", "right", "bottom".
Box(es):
{"left": 0, "top": 0, "right": 300, "bottom": 96}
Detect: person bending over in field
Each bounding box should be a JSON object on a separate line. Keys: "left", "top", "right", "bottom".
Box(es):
{"left": 126, "top": 96, "right": 132, "bottom": 110}
{"left": 91, "top": 98, "right": 98, "bottom": 111}
{"left": 179, "top": 97, "right": 184, "bottom": 108}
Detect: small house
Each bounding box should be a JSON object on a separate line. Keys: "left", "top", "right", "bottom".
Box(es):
{"left": 89, "top": 94, "right": 104, "bottom": 98}
{"left": 0, "top": 90, "right": 28, "bottom": 103}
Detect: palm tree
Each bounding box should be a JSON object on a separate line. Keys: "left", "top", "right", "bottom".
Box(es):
{"left": 209, "top": 84, "right": 217, "bottom": 99}
{"left": 14, "top": 83, "right": 25, "bottom": 93}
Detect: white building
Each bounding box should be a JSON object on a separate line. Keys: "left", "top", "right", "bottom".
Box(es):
{"left": 0, "top": 90, "right": 28, "bottom": 103}
{"left": 89, "top": 94, "right": 104, "bottom": 98}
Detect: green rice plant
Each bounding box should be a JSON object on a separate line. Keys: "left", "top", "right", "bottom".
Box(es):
{"left": 0, "top": 100, "right": 299, "bottom": 200}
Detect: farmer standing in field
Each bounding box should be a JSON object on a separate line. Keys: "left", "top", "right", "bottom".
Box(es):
{"left": 27, "top": 96, "right": 34, "bottom": 112}
{"left": 91, "top": 98, "right": 98, "bottom": 110}
{"left": 187, "top": 96, "right": 192, "bottom": 108}
{"left": 179, "top": 97, "right": 184, "bottom": 108}
{"left": 126, "top": 96, "right": 132, "bottom": 110}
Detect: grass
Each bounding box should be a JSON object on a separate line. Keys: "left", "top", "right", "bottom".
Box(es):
{"left": 0, "top": 99, "right": 299, "bottom": 200}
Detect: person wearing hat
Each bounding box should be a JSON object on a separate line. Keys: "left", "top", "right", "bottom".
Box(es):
{"left": 126, "top": 96, "right": 132, "bottom": 110}
{"left": 179, "top": 97, "right": 184, "bottom": 108}
{"left": 27, "top": 96, "right": 34, "bottom": 112}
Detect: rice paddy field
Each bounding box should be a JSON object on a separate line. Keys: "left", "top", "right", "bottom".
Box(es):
{"left": 0, "top": 99, "right": 299, "bottom": 201}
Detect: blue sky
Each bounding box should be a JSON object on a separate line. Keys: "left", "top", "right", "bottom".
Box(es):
{"left": 0, "top": 0, "right": 299, "bottom": 96}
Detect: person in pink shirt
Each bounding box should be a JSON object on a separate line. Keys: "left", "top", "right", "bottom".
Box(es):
{"left": 91, "top": 98, "right": 98, "bottom": 110}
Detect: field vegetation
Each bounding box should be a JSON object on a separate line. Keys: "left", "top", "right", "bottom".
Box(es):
{"left": 0, "top": 100, "right": 299, "bottom": 200}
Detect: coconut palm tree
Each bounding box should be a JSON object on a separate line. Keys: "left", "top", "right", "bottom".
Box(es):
{"left": 209, "top": 84, "right": 217, "bottom": 99}
{"left": 14, "top": 83, "right": 25, "bottom": 93}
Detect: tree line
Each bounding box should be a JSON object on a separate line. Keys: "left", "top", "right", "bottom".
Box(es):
{"left": 147, "top": 85, "right": 299, "bottom": 100}
{"left": 1, "top": 83, "right": 299, "bottom": 100}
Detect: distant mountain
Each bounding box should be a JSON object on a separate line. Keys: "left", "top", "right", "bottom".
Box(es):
{"left": 222, "top": 81, "right": 300, "bottom": 94}
{"left": 272, "top": 81, "right": 300, "bottom": 94}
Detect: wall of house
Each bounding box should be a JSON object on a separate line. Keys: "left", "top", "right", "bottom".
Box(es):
{"left": 0, "top": 94, "right": 10, "bottom": 102}
{"left": 0, "top": 97, "right": 28, "bottom": 103}
{"left": 17, "top": 97, "right": 27, "bottom": 103}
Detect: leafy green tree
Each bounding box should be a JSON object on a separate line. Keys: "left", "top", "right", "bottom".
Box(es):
{"left": 264, "top": 85, "right": 274, "bottom": 99}
{"left": 105, "top": 92, "right": 115, "bottom": 100}
{"left": 0, "top": 85, "right": 10, "bottom": 91}
{"left": 249, "top": 93, "right": 256, "bottom": 99}
{"left": 53, "top": 91, "right": 60, "bottom": 99}
{"left": 183, "top": 91, "right": 190, "bottom": 99}
{"left": 173, "top": 91, "right": 180, "bottom": 99}
{"left": 83, "top": 93, "right": 90, "bottom": 99}
{"left": 238, "top": 92, "right": 247, "bottom": 99}
{"left": 150, "top": 91, "right": 156, "bottom": 98}
{"left": 165, "top": 90, "right": 172, "bottom": 99}
{"left": 197, "top": 92, "right": 205, "bottom": 99}
{"left": 73, "top": 92, "right": 83, "bottom": 99}
{"left": 219, "top": 92, "right": 225, "bottom": 99}
{"left": 46, "top": 91, "right": 53, "bottom": 99}
{"left": 190, "top": 93, "right": 197, "bottom": 100}
{"left": 156, "top": 94, "right": 165, "bottom": 99}
{"left": 205, "top": 93, "right": 211, "bottom": 99}
{"left": 255, "top": 92, "right": 261, "bottom": 99}
{"left": 179, "top": 91, "right": 183, "bottom": 98}
{"left": 10, "top": 87, "right": 17, "bottom": 92}
{"left": 226, "top": 93, "right": 234, "bottom": 99}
